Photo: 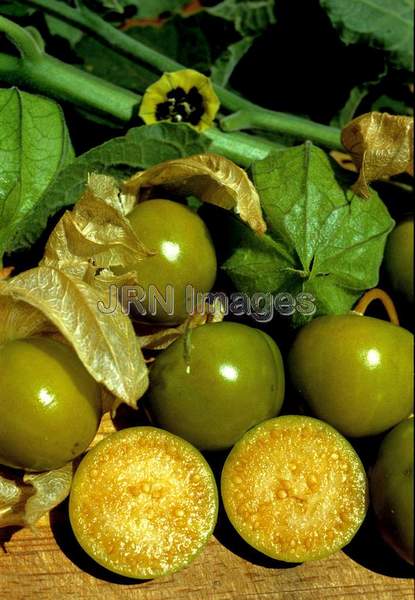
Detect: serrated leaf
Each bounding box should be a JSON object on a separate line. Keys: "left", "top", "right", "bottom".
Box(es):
{"left": 0, "top": 88, "right": 74, "bottom": 264}
{"left": 211, "top": 37, "right": 254, "bottom": 86}
{"left": 38, "top": 123, "right": 211, "bottom": 225}
{"left": 320, "top": 0, "right": 414, "bottom": 71}
{"left": 207, "top": 0, "right": 276, "bottom": 36}
{"left": 224, "top": 143, "right": 394, "bottom": 326}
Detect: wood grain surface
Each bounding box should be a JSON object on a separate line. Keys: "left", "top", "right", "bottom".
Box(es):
{"left": 1, "top": 414, "right": 413, "bottom": 600}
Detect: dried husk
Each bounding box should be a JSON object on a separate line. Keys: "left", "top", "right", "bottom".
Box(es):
{"left": 330, "top": 151, "right": 358, "bottom": 173}
{"left": 123, "top": 153, "right": 267, "bottom": 234}
{"left": 341, "top": 112, "right": 414, "bottom": 198}
{"left": 0, "top": 463, "right": 72, "bottom": 529}
{"left": 137, "top": 296, "right": 226, "bottom": 350}
{"left": 42, "top": 173, "right": 153, "bottom": 274}
{"left": 0, "top": 267, "right": 148, "bottom": 408}
{"left": 0, "top": 297, "right": 51, "bottom": 345}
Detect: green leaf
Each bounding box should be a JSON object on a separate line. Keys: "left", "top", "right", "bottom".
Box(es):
{"left": 223, "top": 143, "right": 394, "bottom": 326}
{"left": 44, "top": 14, "right": 83, "bottom": 48}
{"left": 73, "top": 19, "right": 211, "bottom": 92}
{"left": 136, "top": 0, "right": 189, "bottom": 18}
{"left": 90, "top": 0, "right": 189, "bottom": 17}
{"left": 40, "top": 123, "right": 211, "bottom": 216}
{"left": 207, "top": 0, "right": 276, "bottom": 36}
{"left": 320, "top": 0, "right": 414, "bottom": 71}
{"left": 127, "top": 19, "right": 212, "bottom": 74}
{"left": 0, "top": 2, "right": 34, "bottom": 17}
{"left": 211, "top": 37, "right": 254, "bottom": 86}
{"left": 0, "top": 88, "right": 74, "bottom": 264}
{"left": 74, "top": 36, "right": 158, "bottom": 93}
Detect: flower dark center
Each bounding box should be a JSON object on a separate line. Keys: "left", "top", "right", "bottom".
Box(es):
{"left": 155, "top": 86, "right": 205, "bottom": 126}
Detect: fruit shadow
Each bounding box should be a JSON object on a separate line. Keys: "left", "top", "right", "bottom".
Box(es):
{"left": 204, "top": 450, "right": 300, "bottom": 571}
{"left": 343, "top": 507, "right": 414, "bottom": 579}
{"left": 49, "top": 499, "right": 149, "bottom": 586}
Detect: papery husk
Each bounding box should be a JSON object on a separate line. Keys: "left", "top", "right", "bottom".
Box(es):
{"left": 0, "top": 266, "right": 148, "bottom": 409}
{"left": 123, "top": 153, "right": 267, "bottom": 234}
{"left": 0, "top": 463, "right": 72, "bottom": 529}
{"left": 341, "top": 112, "right": 414, "bottom": 198}
{"left": 137, "top": 296, "right": 226, "bottom": 350}
{"left": 42, "top": 173, "right": 153, "bottom": 274}
{"left": 330, "top": 151, "right": 358, "bottom": 173}
{"left": 0, "top": 297, "right": 52, "bottom": 345}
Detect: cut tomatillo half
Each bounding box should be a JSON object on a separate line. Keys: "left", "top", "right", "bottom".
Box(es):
{"left": 221, "top": 416, "right": 369, "bottom": 563}
{"left": 69, "top": 427, "right": 218, "bottom": 579}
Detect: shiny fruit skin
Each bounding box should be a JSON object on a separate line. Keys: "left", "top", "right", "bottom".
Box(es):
{"left": 370, "top": 417, "right": 414, "bottom": 565}
{"left": 0, "top": 337, "right": 102, "bottom": 471}
{"left": 288, "top": 314, "right": 413, "bottom": 437}
{"left": 69, "top": 427, "right": 218, "bottom": 579}
{"left": 221, "top": 415, "right": 369, "bottom": 562}
{"left": 121, "top": 199, "right": 217, "bottom": 324}
{"left": 148, "top": 322, "right": 285, "bottom": 451}
{"left": 384, "top": 217, "right": 414, "bottom": 304}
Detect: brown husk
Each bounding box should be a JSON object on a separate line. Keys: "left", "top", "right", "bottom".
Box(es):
{"left": 137, "top": 296, "right": 226, "bottom": 350}
{"left": 123, "top": 153, "right": 267, "bottom": 234}
{"left": 341, "top": 112, "right": 414, "bottom": 198}
{"left": 0, "top": 267, "right": 148, "bottom": 409}
{"left": 0, "top": 463, "right": 72, "bottom": 529}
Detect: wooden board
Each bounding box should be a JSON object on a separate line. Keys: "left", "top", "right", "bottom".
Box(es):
{"left": 1, "top": 415, "right": 413, "bottom": 600}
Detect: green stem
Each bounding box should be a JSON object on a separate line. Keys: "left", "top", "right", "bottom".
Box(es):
{"left": 0, "top": 15, "right": 44, "bottom": 61}
{"left": 20, "top": 0, "right": 343, "bottom": 149}
{"left": 221, "top": 110, "right": 343, "bottom": 150}
{"left": 204, "top": 128, "right": 283, "bottom": 164}
{"left": 0, "top": 51, "right": 280, "bottom": 167}
{"left": 0, "top": 51, "right": 140, "bottom": 122}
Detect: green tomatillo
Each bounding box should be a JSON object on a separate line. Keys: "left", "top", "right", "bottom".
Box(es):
{"left": 370, "top": 417, "right": 414, "bottom": 565}
{"left": 147, "top": 321, "right": 285, "bottom": 450}
{"left": 116, "top": 199, "right": 217, "bottom": 324}
{"left": 0, "top": 336, "right": 102, "bottom": 471}
{"left": 288, "top": 290, "right": 413, "bottom": 437}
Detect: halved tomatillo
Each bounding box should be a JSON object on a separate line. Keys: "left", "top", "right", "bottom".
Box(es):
{"left": 69, "top": 427, "right": 218, "bottom": 579}
{"left": 221, "top": 415, "right": 369, "bottom": 563}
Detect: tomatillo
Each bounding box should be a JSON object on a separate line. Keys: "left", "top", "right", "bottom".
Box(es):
{"left": 117, "top": 199, "right": 217, "bottom": 324}
{"left": 0, "top": 337, "right": 102, "bottom": 471}
{"left": 148, "top": 322, "right": 285, "bottom": 450}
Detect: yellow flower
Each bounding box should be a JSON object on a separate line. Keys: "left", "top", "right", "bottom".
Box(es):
{"left": 139, "top": 69, "right": 220, "bottom": 132}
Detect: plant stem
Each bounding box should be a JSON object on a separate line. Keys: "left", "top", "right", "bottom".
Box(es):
{"left": 221, "top": 110, "right": 343, "bottom": 150}
{"left": 20, "top": 0, "right": 343, "bottom": 149}
{"left": 353, "top": 288, "right": 399, "bottom": 325}
{"left": 204, "top": 128, "right": 283, "bottom": 164}
{"left": 0, "top": 51, "right": 281, "bottom": 167}
{"left": 0, "top": 15, "right": 44, "bottom": 61}
{"left": 0, "top": 52, "right": 140, "bottom": 122}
